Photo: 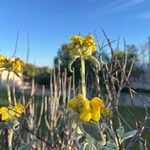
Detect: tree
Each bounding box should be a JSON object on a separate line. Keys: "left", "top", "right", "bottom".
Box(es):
{"left": 23, "top": 63, "right": 40, "bottom": 81}
{"left": 113, "top": 44, "right": 144, "bottom": 80}
{"left": 23, "top": 63, "right": 50, "bottom": 87}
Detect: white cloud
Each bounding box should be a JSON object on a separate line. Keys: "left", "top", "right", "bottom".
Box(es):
{"left": 111, "top": 0, "right": 147, "bottom": 12}
{"left": 94, "top": 0, "right": 147, "bottom": 15}
{"left": 87, "top": 0, "right": 147, "bottom": 18}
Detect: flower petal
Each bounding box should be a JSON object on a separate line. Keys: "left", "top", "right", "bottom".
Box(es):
{"left": 80, "top": 111, "right": 92, "bottom": 122}
{"left": 91, "top": 110, "right": 101, "bottom": 122}
{"left": 91, "top": 97, "right": 105, "bottom": 108}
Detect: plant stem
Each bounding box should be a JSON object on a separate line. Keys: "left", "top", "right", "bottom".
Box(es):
{"left": 87, "top": 134, "right": 93, "bottom": 150}
{"left": 7, "top": 128, "right": 13, "bottom": 150}
{"left": 6, "top": 71, "right": 12, "bottom": 106}
{"left": 81, "top": 58, "right": 86, "bottom": 97}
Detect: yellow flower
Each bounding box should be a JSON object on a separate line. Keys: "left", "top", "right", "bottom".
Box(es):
{"left": 12, "top": 58, "right": 24, "bottom": 72}
{"left": 0, "top": 103, "right": 24, "bottom": 121}
{"left": 82, "top": 99, "right": 91, "bottom": 111}
{"left": 68, "top": 94, "right": 86, "bottom": 111}
{"left": 101, "top": 107, "right": 112, "bottom": 117}
{"left": 68, "top": 94, "right": 111, "bottom": 122}
{"left": 79, "top": 99, "right": 92, "bottom": 122}
{"left": 8, "top": 109, "right": 15, "bottom": 118}
{"left": 83, "top": 34, "right": 95, "bottom": 46}
{"left": 84, "top": 34, "right": 94, "bottom": 42}
{"left": 90, "top": 97, "right": 105, "bottom": 108}
{"left": 68, "top": 34, "right": 101, "bottom": 72}
{"left": 76, "top": 94, "right": 85, "bottom": 101}
{"left": 80, "top": 110, "right": 92, "bottom": 122}
{"left": 90, "top": 97, "right": 103, "bottom": 121}
{"left": 68, "top": 94, "right": 93, "bottom": 122}
{"left": 0, "top": 55, "right": 7, "bottom": 68}
{"left": 71, "top": 36, "right": 83, "bottom": 45}
{"left": 83, "top": 34, "right": 96, "bottom": 53}
{"left": 14, "top": 103, "right": 24, "bottom": 117}
{"left": 68, "top": 97, "right": 78, "bottom": 110}
{"left": 5, "top": 57, "right": 14, "bottom": 70}
{"left": 91, "top": 109, "right": 100, "bottom": 122}
{"left": 0, "top": 55, "right": 6, "bottom": 61}
{"left": 67, "top": 34, "right": 97, "bottom": 59}
{"left": 0, "top": 107, "right": 9, "bottom": 121}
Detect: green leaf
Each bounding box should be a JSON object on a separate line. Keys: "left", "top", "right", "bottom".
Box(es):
{"left": 82, "top": 122, "right": 102, "bottom": 142}
{"left": 103, "top": 145, "right": 116, "bottom": 150}
{"left": 102, "top": 123, "right": 116, "bottom": 138}
{"left": 18, "top": 141, "right": 35, "bottom": 150}
{"left": 122, "top": 130, "right": 138, "bottom": 142}
{"left": 116, "top": 126, "right": 124, "bottom": 139}
{"left": 104, "top": 141, "right": 118, "bottom": 150}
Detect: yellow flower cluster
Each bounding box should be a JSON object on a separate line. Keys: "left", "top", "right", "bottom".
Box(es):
{"left": 68, "top": 94, "right": 111, "bottom": 122}
{"left": 0, "top": 55, "right": 24, "bottom": 72}
{"left": 0, "top": 103, "right": 24, "bottom": 121}
{"left": 67, "top": 34, "right": 97, "bottom": 59}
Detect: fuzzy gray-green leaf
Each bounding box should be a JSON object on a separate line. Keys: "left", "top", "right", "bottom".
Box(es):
{"left": 116, "top": 126, "right": 124, "bottom": 139}
{"left": 102, "top": 123, "right": 116, "bottom": 138}
{"left": 18, "top": 141, "right": 35, "bottom": 150}
{"left": 122, "top": 130, "right": 138, "bottom": 142}
{"left": 82, "top": 122, "right": 102, "bottom": 142}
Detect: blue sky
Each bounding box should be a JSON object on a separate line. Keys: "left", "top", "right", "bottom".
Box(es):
{"left": 0, "top": 0, "right": 150, "bottom": 66}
